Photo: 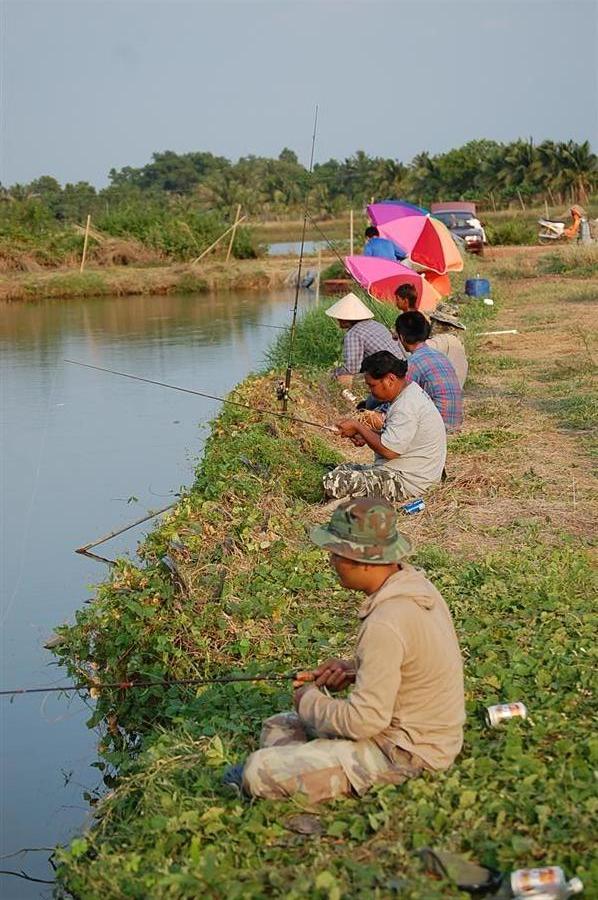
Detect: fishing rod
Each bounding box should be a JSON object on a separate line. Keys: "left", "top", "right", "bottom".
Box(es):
{"left": 281, "top": 105, "right": 319, "bottom": 411}
{"left": 64, "top": 360, "right": 338, "bottom": 433}
{"left": 0, "top": 670, "right": 313, "bottom": 698}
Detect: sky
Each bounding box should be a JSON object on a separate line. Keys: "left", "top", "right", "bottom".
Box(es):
{"left": 1, "top": 0, "right": 597, "bottom": 188}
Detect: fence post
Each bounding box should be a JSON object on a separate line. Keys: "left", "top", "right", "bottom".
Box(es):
{"left": 516, "top": 189, "right": 526, "bottom": 211}
{"left": 349, "top": 208, "right": 354, "bottom": 255}
{"left": 315, "top": 248, "right": 321, "bottom": 304}
{"left": 226, "top": 204, "right": 242, "bottom": 263}
{"left": 80, "top": 214, "right": 91, "bottom": 273}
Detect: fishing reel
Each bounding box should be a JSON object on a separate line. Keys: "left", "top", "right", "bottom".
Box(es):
{"left": 275, "top": 379, "right": 290, "bottom": 403}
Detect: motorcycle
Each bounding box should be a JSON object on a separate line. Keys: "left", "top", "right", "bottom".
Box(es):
{"left": 538, "top": 205, "right": 585, "bottom": 243}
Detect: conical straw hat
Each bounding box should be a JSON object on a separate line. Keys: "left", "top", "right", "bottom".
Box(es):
{"left": 325, "top": 292, "right": 374, "bottom": 321}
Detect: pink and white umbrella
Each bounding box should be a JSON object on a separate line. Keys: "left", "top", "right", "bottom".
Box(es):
{"left": 345, "top": 255, "right": 442, "bottom": 312}
{"left": 367, "top": 201, "right": 463, "bottom": 275}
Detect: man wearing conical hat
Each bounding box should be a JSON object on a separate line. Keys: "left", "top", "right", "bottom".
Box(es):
{"left": 231, "top": 499, "right": 464, "bottom": 802}
{"left": 326, "top": 292, "right": 405, "bottom": 388}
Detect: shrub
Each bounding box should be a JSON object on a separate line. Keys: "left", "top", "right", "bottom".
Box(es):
{"left": 485, "top": 219, "right": 537, "bottom": 245}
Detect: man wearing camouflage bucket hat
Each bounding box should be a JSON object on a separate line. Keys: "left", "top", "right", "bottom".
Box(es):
{"left": 239, "top": 499, "right": 465, "bottom": 803}
{"left": 427, "top": 309, "right": 468, "bottom": 388}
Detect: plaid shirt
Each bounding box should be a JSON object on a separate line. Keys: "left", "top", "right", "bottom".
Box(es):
{"left": 340, "top": 320, "right": 406, "bottom": 376}
{"left": 406, "top": 345, "right": 463, "bottom": 433}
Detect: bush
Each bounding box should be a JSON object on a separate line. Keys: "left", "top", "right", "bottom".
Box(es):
{"left": 485, "top": 219, "right": 537, "bottom": 245}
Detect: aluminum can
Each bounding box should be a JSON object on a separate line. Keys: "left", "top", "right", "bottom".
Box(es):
{"left": 341, "top": 388, "right": 358, "bottom": 403}
{"left": 511, "top": 867, "right": 583, "bottom": 898}
{"left": 401, "top": 498, "right": 425, "bottom": 515}
{"left": 486, "top": 701, "right": 527, "bottom": 726}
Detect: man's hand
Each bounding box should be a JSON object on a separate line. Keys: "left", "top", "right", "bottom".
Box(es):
{"left": 350, "top": 434, "right": 367, "bottom": 447}
{"left": 293, "top": 670, "right": 315, "bottom": 710}
{"left": 336, "top": 419, "right": 359, "bottom": 438}
{"left": 312, "top": 658, "right": 355, "bottom": 692}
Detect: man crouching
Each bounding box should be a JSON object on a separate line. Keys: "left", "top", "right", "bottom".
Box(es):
{"left": 238, "top": 499, "right": 465, "bottom": 803}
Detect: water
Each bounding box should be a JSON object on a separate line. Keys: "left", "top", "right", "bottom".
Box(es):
{"left": 268, "top": 239, "right": 331, "bottom": 256}
{"left": 0, "top": 288, "right": 304, "bottom": 896}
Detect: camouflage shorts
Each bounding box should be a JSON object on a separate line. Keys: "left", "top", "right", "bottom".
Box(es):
{"left": 323, "top": 463, "right": 409, "bottom": 503}
{"left": 242, "top": 712, "right": 423, "bottom": 803}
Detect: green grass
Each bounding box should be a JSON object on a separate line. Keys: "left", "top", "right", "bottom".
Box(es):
{"left": 53, "top": 542, "right": 597, "bottom": 898}
{"left": 449, "top": 429, "right": 520, "bottom": 453}
{"left": 537, "top": 245, "right": 598, "bottom": 277}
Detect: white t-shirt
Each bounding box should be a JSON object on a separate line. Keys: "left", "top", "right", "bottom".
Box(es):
{"left": 375, "top": 382, "right": 447, "bottom": 495}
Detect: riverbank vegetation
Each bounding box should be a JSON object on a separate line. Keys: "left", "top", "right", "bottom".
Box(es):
{"left": 50, "top": 251, "right": 597, "bottom": 898}
{"left": 1, "top": 139, "right": 595, "bottom": 283}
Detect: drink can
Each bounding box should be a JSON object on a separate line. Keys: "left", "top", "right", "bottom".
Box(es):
{"left": 511, "top": 867, "right": 567, "bottom": 896}
{"left": 341, "top": 388, "right": 358, "bottom": 403}
{"left": 486, "top": 701, "right": 527, "bottom": 727}
{"left": 402, "top": 498, "right": 425, "bottom": 515}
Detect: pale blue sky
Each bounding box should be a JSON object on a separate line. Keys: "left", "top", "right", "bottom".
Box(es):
{"left": 1, "top": 0, "right": 597, "bottom": 187}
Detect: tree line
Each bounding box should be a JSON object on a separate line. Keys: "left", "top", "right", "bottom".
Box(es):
{"left": 1, "top": 139, "right": 596, "bottom": 224}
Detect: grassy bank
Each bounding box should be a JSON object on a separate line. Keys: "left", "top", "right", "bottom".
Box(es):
{"left": 51, "top": 251, "right": 596, "bottom": 898}
{"left": 0, "top": 256, "right": 335, "bottom": 302}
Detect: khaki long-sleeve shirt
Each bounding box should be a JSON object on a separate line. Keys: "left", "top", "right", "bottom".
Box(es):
{"left": 298, "top": 565, "right": 465, "bottom": 770}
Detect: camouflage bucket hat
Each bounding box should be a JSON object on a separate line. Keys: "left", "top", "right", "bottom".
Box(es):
{"left": 310, "top": 498, "right": 412, "bottom": 564}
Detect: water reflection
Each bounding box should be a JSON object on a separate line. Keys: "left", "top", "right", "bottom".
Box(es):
{"left": 0, "top": 288, "right": 305, "bottom": 896}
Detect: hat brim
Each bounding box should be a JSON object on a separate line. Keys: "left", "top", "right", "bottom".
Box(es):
{"left": 431, "top": 313, "right": 466, "bottom": 330}
{"left": 310, "top": 523, "right": 413, "bottom": 564}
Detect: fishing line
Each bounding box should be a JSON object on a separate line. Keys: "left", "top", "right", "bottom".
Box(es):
{"left": 64, "top": 359, "right": 338, "bottom": 433}
{"left": 282, "top": 104, "right": 319, "bottom": 411}
{"left": 0, "top": 671, "right": 305, "bottom": 698}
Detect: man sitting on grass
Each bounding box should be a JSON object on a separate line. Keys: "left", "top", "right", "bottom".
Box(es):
{"left": 427, "top": 309, "right": 468, "bottom": 388}
{"left": 233, "top": 499, "right": 465, "bottom": 802}
{"left": 396, "top": 311, "right": 464, "bottom": 433}
{"left": 326, "top": 292, "right": 406, "bottom": 390}
{"left": 323, "top": 351, "right": 446, "bottom": 502}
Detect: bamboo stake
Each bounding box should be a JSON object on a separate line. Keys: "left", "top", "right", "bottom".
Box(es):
{"left": 547, "top": 186, "right": 555, "bottom": 205}
{"left": 349, "top": 208, "right": 354, "bottom": 255}
{"left": 75, "top": 502, "right": 177, "bottom": 555}
{"left": 490, "top": 191, "right": 497, "bottom": 212}
{"left": 79, "top": 214, "right": 91, "bottom": 272}
{"left": 191, "top": 216, "right": 247, "bottom": 264}
{"left": 315, "top": 248, "right": 321, "bottom": 304}
{"left": 226, "top": 204, "right": 242, "bottom": 263}
{"left": 516, "top": 189, "right": 526, "bottom": 211}
{"left": 545, "top": 198, "right": 549, "bottom": 219}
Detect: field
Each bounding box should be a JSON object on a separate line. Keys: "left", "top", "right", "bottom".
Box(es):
{"left": 51, "top": 246, "right": 597, "bottom": 898}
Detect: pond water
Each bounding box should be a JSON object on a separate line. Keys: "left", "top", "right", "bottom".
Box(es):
{"left": 268, "top": 239, "right": 331, "bottom": 256}
{"left": 0, "top": 288, "right": 307, "bottom": 896}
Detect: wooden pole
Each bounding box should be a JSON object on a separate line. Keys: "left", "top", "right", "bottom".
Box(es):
{"left": 516, "top": 189, "right": 526, "bottom": 211}
{"left": 490, "top": 191, "right": 497, "bottom": 212}
{"left": 544, "top": 197, "right": 549, "bottom": 219}
{"left": 349, "top": 208, "right": 354, "bottom": 255}
{"left": 547, "top": 186, "right": 555, "bottom": 205}
{"left": 226, "top": 204, "right": 242, "bottom": 263}
{"left": 80, "top": 214, "right": 91, "bottom": 272}
{"left": 191, "top": 216, "right": 247, "bottom": 264}
{"left": 315, "top": 248, "right": 321, "bottom": 304}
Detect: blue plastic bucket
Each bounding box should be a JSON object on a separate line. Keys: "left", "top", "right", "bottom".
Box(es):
{"left": 465, "top": 277, "right": 491, "bottom": 297}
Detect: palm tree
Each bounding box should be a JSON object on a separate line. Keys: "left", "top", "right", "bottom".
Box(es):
{"left": 551, "top": 141, "right": 597, "bottom": 203}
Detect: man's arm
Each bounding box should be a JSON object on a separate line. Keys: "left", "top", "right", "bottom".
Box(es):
{"left": 337, "top": 419, "right": 399, "bottom": 460}
{"left": 298, "top": 622, "right": 404, "bottom": 740}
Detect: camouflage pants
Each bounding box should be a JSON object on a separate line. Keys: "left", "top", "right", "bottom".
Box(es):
{"left": 323, "top": 463, "right": 410, "bottom": 503}
{"left": 242, "top": 712, "right": 423, "bottom": 803}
